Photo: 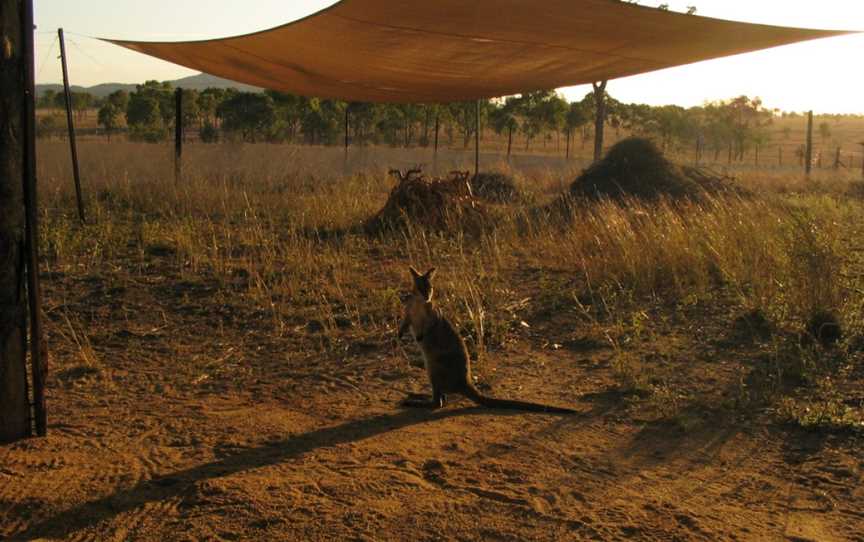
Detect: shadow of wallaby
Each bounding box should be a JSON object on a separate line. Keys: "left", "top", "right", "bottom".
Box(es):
{"left": 15, "top": 406, "right": 531, "bottom": 539}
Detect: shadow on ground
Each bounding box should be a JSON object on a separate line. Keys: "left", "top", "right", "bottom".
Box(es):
{"left": 16, "top": 403, "right": 582, "bottom": 539}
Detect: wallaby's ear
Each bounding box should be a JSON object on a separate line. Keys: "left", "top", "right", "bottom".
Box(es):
{"left": 424, "top": 268, "right": 437, "bottom": 280}
{"left": 409, "top": 266, "right": 421, "bottom": 279}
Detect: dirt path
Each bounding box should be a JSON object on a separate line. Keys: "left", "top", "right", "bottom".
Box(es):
{"left": 3, "top": 340, "right": 863, "bottom": 541}
{"left": 2, "top": 263, "right": 863, "bottom": 541}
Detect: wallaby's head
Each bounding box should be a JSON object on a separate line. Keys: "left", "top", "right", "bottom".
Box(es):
{"left": 399, "top": 266, "right": 436, "bottom": 338}
{"left": 408, "top": 266, "right": 436, "bottom": 301}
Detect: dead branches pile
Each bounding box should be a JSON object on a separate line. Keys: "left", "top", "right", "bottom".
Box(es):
{"left": 364, "top": 168, "right": 488, "bottom": 234}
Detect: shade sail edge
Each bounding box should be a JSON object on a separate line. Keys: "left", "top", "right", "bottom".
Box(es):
{"left": 100, "top": 0, "right": 858, "bottom": 103}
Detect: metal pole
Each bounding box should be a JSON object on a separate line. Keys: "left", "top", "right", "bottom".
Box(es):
{"left": 25, "top": 0, "right": 46, "bottom": 437}
{"left": 805, "top": 110, "right": 813, "bottom": 178}
{"left": 58, "top": 28, "right": 85, "bottom": 223}
{"left": 174, "top": 87, "right": 182, "bottom": 183}
{"left": 474, "top": 99, "right": 480, "bottom": 177}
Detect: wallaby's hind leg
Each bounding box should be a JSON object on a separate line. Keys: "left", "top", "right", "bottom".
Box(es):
{"left": 399, "top": 387, "right": 446, "bottom": 409}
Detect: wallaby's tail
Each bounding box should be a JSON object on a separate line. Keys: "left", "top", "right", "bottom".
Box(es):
{"left": 463, "top": 385, "right": 576, "bottom": 414}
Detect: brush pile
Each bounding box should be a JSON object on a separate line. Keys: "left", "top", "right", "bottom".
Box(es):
{"left": 365, "top": 168, "right": 487, "bottom": 233}
{"left": 570, "top": 137, "right": 747, "bottom": 203}
{"left": 470, "top": 172, "right": 521, "bottom": 203}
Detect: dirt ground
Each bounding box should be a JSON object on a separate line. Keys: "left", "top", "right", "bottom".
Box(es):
{"left": 2, "top": 245, "right": 863, "bottom": 542}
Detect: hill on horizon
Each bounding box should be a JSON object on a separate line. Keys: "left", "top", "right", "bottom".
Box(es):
{"left": 36, "top": 73, "right": 262, "bottom": 98}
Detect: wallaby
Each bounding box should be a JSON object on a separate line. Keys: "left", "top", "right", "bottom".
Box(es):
{"left": 398, "top": 266, "right": 575, "bottom": 413}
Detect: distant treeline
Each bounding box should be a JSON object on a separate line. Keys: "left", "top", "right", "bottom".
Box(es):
{"left": 35, "top": 82, "right": 861, "bottom": 159}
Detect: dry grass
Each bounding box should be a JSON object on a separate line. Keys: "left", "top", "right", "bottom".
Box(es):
{"left": 4, "top": 138, "right": 862, "bottom": 540}
{"left": 36, "top": 140, "right": 864, "bottom": 431}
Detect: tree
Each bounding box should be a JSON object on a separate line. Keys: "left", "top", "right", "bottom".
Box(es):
{"left": 490, "top": 97, "right": 520, "bottom": 158}
{"left": 37, "top": 89, "right": 57, "bottom": 109}
{"left": 448, "top": 101, "right": 483, "bottom": 148}
{"left": 516, "top": 90, "right": 558, "bottom": 151}
{"left": 197, "top": 87, "right": 227, "bottom": 128}
{"left": 36, "top": 114, "right": 61, "bottom": 139}
{"left": 591, "top": 80, "right": 608, "bottom": 162}
{"left": 266, "top": 90, "right": 307, "bottom": 142}
{"left": 97, "top": 90, "right": 128, "bottom": 140}
{"left": 300, "top": 98, "right": 344, "bottom": 145}
{"left": 547, "top": 94, "right": 569, "bottom": 150}
{"left": 126, "top": 80, "right": 174, "bottom": 142}
{"left": 346, "top": 101, "right": 379, "bottom": 145}
{"left": 218, "top": 91, "right": 276, "bottom": 142}
{"left": 70, "top": 91, "right": 93, "bottom": 120}
{"left": 179, "top": 88, "right": 200, "bottom": 139}
{"left": 565, "top": 100, "right": 590, "bottom": 158}
{"left": 397, "top": 103, "right": 422, "bottom": 147}
{"left": 97, "top": 103, "right": 121, "bottom": 140}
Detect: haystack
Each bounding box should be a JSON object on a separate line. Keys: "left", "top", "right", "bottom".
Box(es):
{"left": 365, "top": 169, "right": 487, "bottom": 233}
{"left": 570, "top": 137, "right": 746, "bottom": 202}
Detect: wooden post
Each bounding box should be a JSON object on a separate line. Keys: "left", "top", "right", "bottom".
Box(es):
{"left": 1, "top": 0, "right": 34, "bottom": 443}
{"left": 344, "top": 106, "right": 349, "bottom": 159}
{"left": 474, "top": 99, "right": 480, "bottom": 177}
{"left": 859, "top": 143, "right": 864, "bottom": 179}
{"left": 778, "top": 146, "right": 782, "bottom": 167}
{"left": 834, "top": 147, "right": 841, "bottom": 170}
{"left": 58, "top": 28, "right": 85, "bottom": 223}
{"left": 565, "top": 128, "right": 570, "bottom": 159}
{"left": 24, "top": 0, "right": 45, "bottom": 437}
{"left": 174, "top": 87, "right": 182, "bottom": 183}
{"left": 433, "top": 114, "right": 440, "bottom": 155}
{"left": 433, "top": 113, "right": 439, "bottom": 174}
{"left": 592, "top": 80, "right": 607, "bottom": 163}
{"left": 805, "top": 111, "right": 813, "bottom": 177}
{"left": 1, "top": 0, "right": 45, "bottom": 440}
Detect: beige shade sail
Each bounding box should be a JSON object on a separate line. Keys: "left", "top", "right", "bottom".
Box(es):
{"left": 105, "top": 0, "right": 851, "bottom": 103}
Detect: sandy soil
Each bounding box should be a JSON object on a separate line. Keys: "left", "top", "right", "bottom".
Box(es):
{"left": 2, "top": 256, "right": 863, "bottom": 542}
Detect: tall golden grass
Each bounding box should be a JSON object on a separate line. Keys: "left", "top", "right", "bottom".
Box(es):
{"left": 37, "top": 140, "right": 864, "bottom": 423}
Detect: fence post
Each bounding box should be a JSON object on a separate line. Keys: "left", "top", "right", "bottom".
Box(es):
{"left": 859, "top": 143, "right": 864, "bottom": 179}
{"left": 805, "top": 111, "right": 813, "bottom": 177}
{"left": 174, "top": 88, "right": 182, "bottom": 183}
{"left": 474, "top": 99, "right": 480, "bottom": 177}
{"left": 58, "top": 28, "right": 85, "bottom": 223}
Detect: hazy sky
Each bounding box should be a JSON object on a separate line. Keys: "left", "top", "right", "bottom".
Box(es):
{"left": 34, "top": 0, "right": 863, "bottom": 113}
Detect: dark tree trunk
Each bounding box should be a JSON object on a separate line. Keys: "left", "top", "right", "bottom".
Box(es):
{"left": 592, "top": 80, "right": 607, "bottom": 163}
{"left": 1, "top": 0, "right": 32, "bottom": 443}
{"left": 565, "top": 129, "right": 571, "bottom": 159}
